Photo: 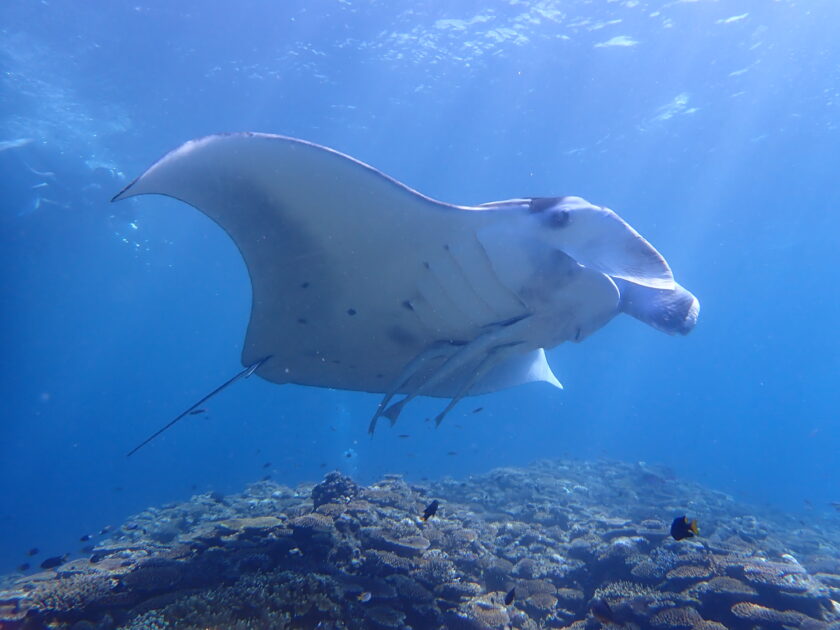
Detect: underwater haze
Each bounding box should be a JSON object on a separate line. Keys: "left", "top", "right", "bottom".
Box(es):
{"left": 1, "top": 0, "right": 839, "bottom": 575}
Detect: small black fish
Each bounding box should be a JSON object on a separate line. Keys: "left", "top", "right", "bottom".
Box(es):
{"left": 590, "top": 597, "right": 615, "bottom": 624}
{"left": 262, "top": 462, "right": 272, "bottom": 468}
{"left": 472, "top": 407, "right": 484, "bottom": 414}
{"left": 27, "top": 547, "right": 39, "bottom": 556}
{"left": 40, "top": 555, "right": 66, "bottom": 570}
{"left": 79, "top": 534, "right": 91, "bottom": 542}
{"left": 17, "top": 563, "right": 30, "bottom": 572}
{"left": 670, "top": 515, "right": 699, "bottom": 541}
{"left": 447, "top": 451, "right": 457, "bottom": 456}
{"left": 188, "top": 408, "right": 206, "bottom": 415}
{"left": 504, "top": 587, "right": 516, "bottom": 605}
{"left": 397, "top": 434, "right": 410, "bottom": 438}
{"left": 421, "top": 500, "right": 439, "bottom": 521}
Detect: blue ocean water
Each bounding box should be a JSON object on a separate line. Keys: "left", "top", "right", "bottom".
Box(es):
{"left": 1, "top": 0, "right": 838, "bottom": 575}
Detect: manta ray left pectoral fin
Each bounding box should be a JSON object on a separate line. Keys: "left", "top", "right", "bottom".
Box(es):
{"left": 471, "top": 348, "right": 562, "bottom": 393}
{"left": 126, "top": 356, "right": 271, "bottom": 457}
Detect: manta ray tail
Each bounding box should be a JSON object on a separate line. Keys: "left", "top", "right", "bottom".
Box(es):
{"left": 126, "top": 356, "right": 270, "bottom": 457}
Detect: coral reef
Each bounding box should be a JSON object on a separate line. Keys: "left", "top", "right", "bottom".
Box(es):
{"left": 1, "top": 459, "right": 839, "bottom": 629}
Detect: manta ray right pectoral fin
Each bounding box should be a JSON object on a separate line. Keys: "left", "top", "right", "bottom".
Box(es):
{"left": 126, "top": 356, "right": 271, "bottom": 457}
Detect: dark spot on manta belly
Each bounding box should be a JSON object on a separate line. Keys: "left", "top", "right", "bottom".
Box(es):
{"left": 402, "top": 300, "right": 414, "bottom": 311}
{"left": 347, "top": 308, "right": 357, "bottom": 316}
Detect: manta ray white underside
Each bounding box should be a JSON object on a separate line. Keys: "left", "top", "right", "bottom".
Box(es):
{"left": 114, "top": 133, "right": 698, "bottom": 447}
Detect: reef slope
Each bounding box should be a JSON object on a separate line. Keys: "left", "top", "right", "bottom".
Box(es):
{"left": 1, "top": 459, "right": 839, "bottom": 629}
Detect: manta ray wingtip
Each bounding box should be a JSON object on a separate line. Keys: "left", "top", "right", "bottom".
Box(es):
{"left": 111, "top": 179, "right": 138, "bottom": 202}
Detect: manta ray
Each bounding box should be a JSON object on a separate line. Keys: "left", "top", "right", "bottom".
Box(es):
{"left": 113, "top": 133, "right": 698, "bottom": 454}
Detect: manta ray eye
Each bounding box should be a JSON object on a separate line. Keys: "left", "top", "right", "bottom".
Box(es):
{"left": 546, "top": 208, "right": 570, "bottom": 229}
